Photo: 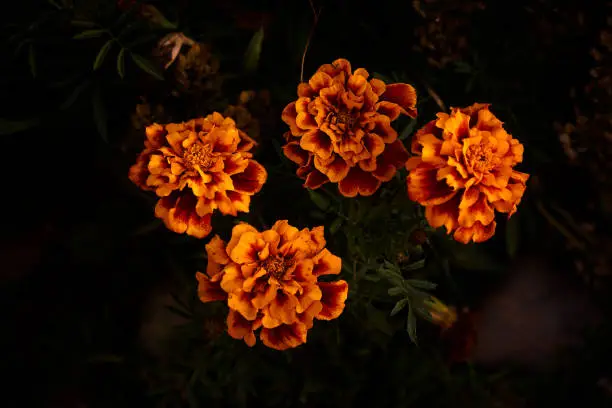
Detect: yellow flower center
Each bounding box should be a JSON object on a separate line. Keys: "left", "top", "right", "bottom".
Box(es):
{"left": 261, "top": 255, "right": 293, "bottom": 280}
{"left": 466, "top": 142, "right": 499, "bottom": 173}
{"left": 184, "top": 142, "right": 217, "bottom": 170}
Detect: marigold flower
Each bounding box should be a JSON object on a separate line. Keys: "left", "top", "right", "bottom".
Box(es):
{"left": 406, "top": 103, "right": 529, "bottom": 244}
{"left": 196, "top": 221, "right": 349, "bottom": 350}
{"left": 281, "top": 58, "right": 417, "bottom": 197}
{"left": 129, "top": 113, "right": 267, "bottom": 238}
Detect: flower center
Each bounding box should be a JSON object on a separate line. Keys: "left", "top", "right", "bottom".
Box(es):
{"left": 466, "top": 143, "right": 499, "bottom": 173}
{"left": 261, "top": 255, "right": 293, "bottom": 280}
{"left": 326, "top": 109, "right": 357, "bottom": 131}
{"left": 184, "top": 143, "right": 217, "bottom": 170}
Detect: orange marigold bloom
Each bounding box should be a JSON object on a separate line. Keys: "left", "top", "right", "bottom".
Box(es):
{"left": 281, "top": 58, "right": 417, "bottom": 197}
{"left": 196, "top": 221, "right": 349, "bottom": 350}
{"left": 129, "top": 113, "right": 267, "bottom": 238}
{"left": 406, "top": 103, "right": 529, "bottom": 244}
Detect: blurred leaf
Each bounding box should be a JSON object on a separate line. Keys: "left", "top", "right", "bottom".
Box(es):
{"left": 0, "top": 118, "right": 40, "bottom": 135}
{"left": 506, "top": 215, "right": 520, "bottom": 258}
{"left": 404, "top": 259, "right": 426, "bottom": 271}
{"left": 117, "top": 47, "right": 126, "bottom": 79}
{"left": 60, "top": 80, "right": 90, "bottom": 110}
{"left": 28, "top": 43, "right": 36, "bottom": 78}
{"left": 399, "top": 118, "right": 417, "bottom": 140}
{"left": 130, "top": 52, "right": 164, "bottom": 80}
{"left": 329, "top": 217, "right": 343, "bottom": 235}
{"left": 406, "top": 279, "right": 437, "bottom": 290}
{"left": 366, "top": 304, "right": 394, "bottom": 336}
{"left": 243, "top": 26, "right": 265, "bottom": 73}
{"left": 93, "top": 39, "right": 114, "bottom": 70}
{"left": 92, "top": 87, "right": 108, "bottom": 142}
{"left": 165, "top": 305, "right": 192, "bottom": 320}
{"left": 407, "top": 305, "right": 418, "bottom": 344}
{"left": 388, "top": 287, "right": 405, "bottom": 297}
{"left": 454, "top": 61, "right": 472, "bottom": 74}
{"left": 73, "top": 29, "right": 107, "bottom": 39}
{"left": 307, "top": 189, "right": 330, "bottom": 211}
{"left": 131, "top": 219, "right": 162, "bottom": 236}
{"left": 390, "top": 298, "right": 409, "bottom": 316}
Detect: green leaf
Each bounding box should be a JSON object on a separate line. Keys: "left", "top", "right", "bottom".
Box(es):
{"left": 366, "top": 304, "right": 394, "bottom": 336}
{"left": 399, "top": 118, "right": 417, "bottom": 140}
{"left": 243, "top": 26, "right": 265, "bottom": 73}
{"left": 93, "top": 39, "right": 113, "bottom": 70}
{"left": 28, "top": 43, "right": 36, "bottom": 78}
{"left": 407, "top": 305, "right": 418, "bottom": 344}
{"left": 116, "top": 47, "right": 126, "bottom": 79}
{"left": 60, "top": 80, "right": 90, "bottom": 110}
{"left": 307, "top": 189, "right": 330, "bottom": 211}
{"left": 403, "top": 258, "right": 426, "bottom": 271}
{"left": 73, "top": 29, "right": 107, "bottom": 39}
{"left": 92, "top": 87, "right": 108, "bottom": 142}
{"left": 0, "top": 117, "right": 40, "bottom": 135}
{"left": 388, "top": 287, "right": 405, "bottom": 297}
{"left": 130, "top": 52, "right": 164, "bottom": 80}
{"left": 165, "top": 305, "right": 192, "bottom": 320}
{"left": 405, "top": 279, "right": 437, "bottom": 290}
{"left": 390, "top": 298, "right": 409, "bottom": 316}
{"left": 329, "top": 217, "right": 343, "bottom": 235}
{"left": 506, "top": 215, "right": 520, "bottom": 258}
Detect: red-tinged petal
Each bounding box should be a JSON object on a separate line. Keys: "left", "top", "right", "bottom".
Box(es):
{"left": 229, "top": 231, "right": 262, "bottom": 264}
{"left": 304, "top": 169, "right": 329, "bottom": 189}
{"left": 405, "top": 156, "right": 422, "bottom": 171}
{"left": 300, "top": 129, "right": 333, "bottom": 159}
{"left": 252, "top": 283, "right": 278, "bottom": 309}
{"left": 370, "top": 114, "right": 398, "bottom": 143}
{"left": 458, "top": 192, "right": 496, "bottom": 228}
{"left": 226, "top": 190, "right": 251, "bottom": 213}
{"left": 348, "top": 73, "right": 368, "bottom": 95}
{"left": 373, "top": 139, "right": 410, "bottom": 181}
{"left": 312, "top": 249, "right": 342, "bottom": 277}
{"left": 296, "top": 283, "right": 323, "bottom": 313}
{"left": 376, "top": 101, "right": 402, "bottom": 121}
{"left": 196, "top": 271, "right": 227, "bottom": 303}
{"left": 227, "top": 309, "right": 261, "bottom": 347}
{"left": 128, "top": 150, "right": 155, "bottom": 191}
{"left": 219, "top": 264, "right": 244, "bottom": 293}
{"left": 453, "top": 221, "right": 497, "bottom": 244}
{"left": 155, "top": 193, "right": 213, "bottom": 238}
{"left": 268, "top": 291, "right": 299, "bottom": 325}
{"left": 226, "top": 223, "right": 259, "bottom": 255}
{"left": 237, "top": 129, "right": 257, "bottom": 153}
{"left": 206, "top": 235, "right": 230, "bottom": 266}
{"left": 369, "top": 78, "right": 386, "bottom": 96}
{"left": 318, "top": 58, "right": 352, "bottom": 78}
{"left": 338, "top": 167, "right": 382, "bottom": 197}
{"left": 425, "top": 193, "right": 461, "bottom": 234}
{"left": 283, "top": 141, "right": 309, "bottom": 166}
{"left": 231, "top": 160, "right": 267, "bottom": 194}
{"left": 281, "top": 102, "right": 301, "bottom": 136}
{"left": 309, "top": 72, "right": 333, "bottom": 92}
{"left": 314, "top": 155, "right": 350, "bottom": 182}
{"left": 260, "top": 321, "right": 308, "bottom": 350}
{"left": 317, "top": 280, "right": 349, "bottom": 320}
{"left": 223, "top": 155, "right": 250, "bottom": 176}
{"left": 297, "top": 83, "right": 316, "bottom": 98}
{"left": 381, "top": 83, "right": 417, "bottom": 118}
{"left": 407, "top": 165, "right": 456, "bottom": 205}
{"left": 145, "top": 123, "right": 167, "bottom": 148}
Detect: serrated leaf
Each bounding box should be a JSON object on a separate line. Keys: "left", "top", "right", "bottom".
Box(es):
{"left": 130, "top": 52, "right": 164, "bottom": 80}
{"left": 92, "top": 87, "right": 108, "bottom": 142}
{"left": 60, "top": 80, "right": 90, "bottom": 110}
{"left": 329, "top": 217, "right": 343, "bottom": 235}
{"left": 93, "top": 39, "right": 113, "bottom": 70}
{"left": 73, "top": 28, "right": 107, "bottom": 39}
{"left": 28, "top": 43, "right": 36, "bottom": 78}
{"left": 116, "top": 47, "right": 126, "bottom": 79}
{"left": 388, "top": 287, "right": 404, "bottom": 297}
{"left": 405, "top": 279, "right": 437, "bottom": 290}
{"left": 390, "top": 298, "right": 409, "bottom": 316}
{"left": 506, "top": 215, "right": 520, "bottom": 258}
{"left": 404, "top": 258, "right": 426, "bottom": 271}
{"left": 307, "top": 189, "right": 330, "bottom": 211}
{"left": 0, "top": 117, "right": 40, "bottom": 135}
{"left": 243, "top": 26, "right": 265, "bottom": 73}
{"left": 407, "top": 305, "right": 418, "bottom": 344}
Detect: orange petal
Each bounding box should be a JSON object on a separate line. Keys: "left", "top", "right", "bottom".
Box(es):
{"left": 226, "top": 223, "right": 259, "bottom": 255}
{"left": 252, "top": 283, "right": 279, "bottom": 309}
{"left": 441, "top": 111, "right": 470, "bottom": 141}
{"left": 381, "top": 83, "right": 417, "bottom": 118}
{"left": 338, "top": 167, "right": 382, "bottom": 197}
{"left": 376, "top": 101, "right": 402, "bottom": 121}
{"left": 405, "top": 156, "right": 422, "bottom": 171}
{"left": 370, "top": 114, "right": 397, "bottom": 143}
{"left": 268, "top": 291, "right": 299, "bottom": 325}
{"left": 227, "top": 309, "right": 261, "bottom": 347}
{"left": 458, "top": 192, "right": 496, "bottom": 228}
{"left": 283, "top": 141, "right": 310, "bottom": 166}
{"left": 260, "top": 322, "right": 308, "bottom": 350}
{"left": 425, "top": 193, "right": 461, "bottom": 234}
{"left": 309, "top": 72, "right": 333, "bottom": 92}
{"left": 297, "top": 283, "right": 323, "bottom": 313}
{"left": 145, "top": 123, "right": 167, "bottom": 148}
{"left": 407, "top": 165, "right": 456, "bottom": 206}
{"left": 228, "top": 291, "right": 259, "bottom": 320}
{"left": 223, "top": 155, "right": 250, "bottom": 176}
{"left": 314, "top": 155, "right": 350, "bottom": 182}
{"left": 128, "top": 150, "right": 154, "bottom": 190}
{"left": 312, "top": 249, "right": 342, "bottom": 277}
{"left": 237, "top": 129, "right": 257, "bottom": 153}
{"left": 348, "top": 73, "right": 368, "bottom": 95}
{"left": 229, "top": 231, "right": 262, "bottom": 264}
{"left": 476, "top": 106, "right": 503, "bottom": 131}
{"left": 436, "top": 166, "right": 466, "bottom": 191}
{"left": 271, "top": 220, "right": 300, "bottom": 242}
{"left": 196, "top": 271, "right": 227, "bottom": 303}
{"left": 318, "top": 58, "right": 352, "bottom": 78}
{"left": 293, "top": 258, "right": 316, "bottom": 283}
{"left": 300, "top": 129, "right": 333, "bottom": 159}
{"left": 219, "top": 264, "right": 244, "bottom": 293}
{"left": 281, "top": 102, "right": 301, "bottom": 136}
{"left": 226, "top": 190, "right": 251, "bottom": 213}
{"left": 155, "top": 193, "right": 213, "bottom": 238}
{"left": 297, "top": 83, "right": 316, "bottom": 98}
{"left": 316, "top": 280, "right": 349, "bottom": 320}
{"left": 453, "top": 221, "right": 497, "bottom": 244}
{"left": 373, "top": 139, "right": 410, "bottom": 181}
{"left": 231, "top": 160, "right": 267, "bottom": 194}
